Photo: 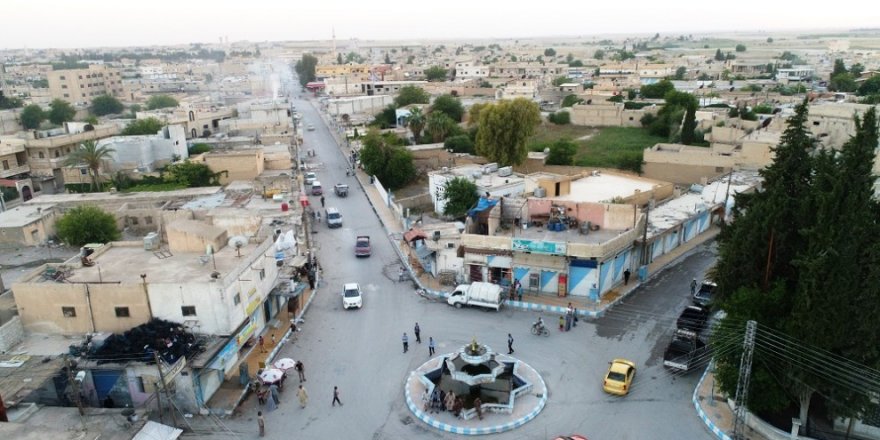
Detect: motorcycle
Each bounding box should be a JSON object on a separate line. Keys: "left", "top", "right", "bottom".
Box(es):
{"left": 530, "top": 321, "right": 549, "bottom": 336}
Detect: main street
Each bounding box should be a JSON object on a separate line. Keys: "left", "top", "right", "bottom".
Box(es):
{"left": 204, "top": 80, "right": 724, "bottom": 439}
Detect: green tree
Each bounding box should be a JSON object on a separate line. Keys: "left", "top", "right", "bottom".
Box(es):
{"left": 544, "top": 48, "right": 556, "bottom": 57}
{"left": 467, "top": 103, "right": 489, "bottom": 127}
{"left": 146, "top": 94, "right": 179, "bottom": 110}
{"left": 547, "top": 111, "right": 571, "bottom": 125}
{"left": 832, "top": 59, "right": 848, "bottom": 78}
{"left": 593, "top": 49, "right": 605, "bottom": 60}
{"left": 164, "top": 161, "right": 219, "bottom": 187}
{"left": 48, "top": 99, "right": 76, "bottom": 125}
{"left": 394, "top": 85, "right": 430, "bottom": 107}
{"left": 0, "top": 91, "right": 23, "bottom": 109}
{"left": 680, "top": 101, "right": 697, "bottom": 145}
{"left": 55, "top": 205, "right": 120, "bottom": 246}
{"left": 424, "top": 66, "right": 448, "bottom": 82}
{"left": 766, "top": 37, "right": 774, "bottom": 43}
{"left": 294, "top": 54, "right": 318, "bottom": 86}
{"left": 829, "top": 73, "right": 857, "bottom": 92}
{"left": 188, "top": 143, "right": 212, "bottom": 155}
{"left": 714, "top": 49, "right": 725, "bottom": 61}
{"left": 569, "top": 60, "right": 584, "bottom": 67}
{"left": 431, "top": 95, "right": 464, "bottom": 122}
{"left": 371, "top": 104, "right": 398, "bottom": 129}
{"left": 83, "top": 115, "right": 99, "bottom": 125}
{"left": 359, "top": 128, "right": 414, "bottom": 189}
{"left": 546, "top": 139, "right": 577, "bottom": 165}
{"left": 441, "top": 177, "right": 479, "bottom": 218}
{"left": 404, "top": 107, "right": 426, "bottom": 143}
{"left": 551, "top": 76, "right": 569, "bottom": 87}
{"left": 425, "top": 112, "right": 458, "bottom": 143}
{"left": 129, "top": 104, "right": 142, "bottom": 114}
{"left": 735, "top": 44, "right": 747, "bottom": 52}
{"left": 384, "top": 53, "right": 392, "bottom": 64}
{"left": 64, "top": 140, "right": 116, "bottom": 191}
{"left": 857, "top": 76, "right": 880, "bottom": 96}
{"left": 673, "top": 66, "right": 687, "bottom": 80}
{"left": 19, "top": 104, "right": 45, "bottom": 129}
{"left": 849, "top": 63, "right": 864, "bottom": 78}
{"left": 640, "top": 79, "right": 675, "bottom": 99}
{"left": 562, "top": 94, "right": 584, "bottom": 107}
{"left": 122, "top": 117, "right": 165, "bottom": 135}
{"left": 475, "top": 98, "right": 541, "bottom": 166}
{"left": 444, "top": 134, "right": 474, "bottom": 154}
{"left": 712, "top": 100, "right": 817, "bottom": 415}
{"left": 90, "top": 94, "right": 124, "bottom": 116}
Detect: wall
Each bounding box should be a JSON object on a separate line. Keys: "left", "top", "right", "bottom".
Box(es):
{"left": 166, "top": 220, "right": 228, "bottom": 254}
{"left": 0, "top": 315, "right": 24, "bottom": 353}
{"left": 0, "top": 212, "right": 57, "bottom": 247}
{"left": 642, "top": 163, "right": 728, "bottom": 186}
{"left": 87, "top": 283, "right": 152, "bottom": 333}
{"left": 14, "top": 278, "right": 94, "bottom": 334}
{"left": 203, "top": 150, "right": 264, "bottom": 184}
{"left": 207, "top": 209, "right": 264, "bottom": 237}
{"left": 569, "top": 102, "right": 651, "bottom": 127}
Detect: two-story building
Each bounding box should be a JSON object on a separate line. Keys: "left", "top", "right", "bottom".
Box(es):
{"left": 24, "top": 123, "right": 120, "bottom": 192}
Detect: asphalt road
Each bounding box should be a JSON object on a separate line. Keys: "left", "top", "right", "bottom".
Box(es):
{"left": 196, "top": 75, "right": 723, "bottom": 439}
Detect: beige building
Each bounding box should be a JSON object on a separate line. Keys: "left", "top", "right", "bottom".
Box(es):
{"left": 47, "top": 65, "right": 123, "bottom": 105}
{"left": 0, "top": 203, "right": 58, "bottom": 247}
{"left": 569, "top": 102, "right": 655, "bottom": 127}
{"left": 1, "top": 137, "right": 29, "bottom": 180}
{"left": 25, "top": 123, "right": 120, "bottom": 191}
{"left": 201, "top": 148, "right": 265, "bottom": 184}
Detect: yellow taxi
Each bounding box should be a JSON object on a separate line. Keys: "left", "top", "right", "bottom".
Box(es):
{"left": 603, "top": 358, "right": 636, "bottom": 395}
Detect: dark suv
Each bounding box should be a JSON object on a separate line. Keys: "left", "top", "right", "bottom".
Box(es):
{"left": 693, "top": 280, "right": 717, "bottom": 307}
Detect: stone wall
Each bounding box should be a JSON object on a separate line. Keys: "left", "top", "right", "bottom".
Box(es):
{"left": 0, "top": 315, "right": 23, "bottom": 353}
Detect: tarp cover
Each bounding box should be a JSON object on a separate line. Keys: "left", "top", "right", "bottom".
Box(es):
{"left": 467, "top": 197, "right": 498, "bottom": 218}
{"left": 133, "top": 421, "right": 183, "bottom": 440}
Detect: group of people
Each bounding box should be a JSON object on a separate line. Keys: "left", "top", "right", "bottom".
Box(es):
{"left": 422, "top": 387, "right": 466, "bottom": 418}
{"left": 508, "top": 279, "right": 524, "bottom": 302}
{"left": 402, "top": 322, "right": 436, "bottom": 356}
{"left": 559, "top": 302, "right": 578, "bottom": 331}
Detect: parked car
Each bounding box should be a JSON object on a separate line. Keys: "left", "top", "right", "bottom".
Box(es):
{"left": 304, "top": 172, "right": 317, "bottom": 185}
{"left": 603, "top": 358, "right": 636, "bottom": 396}
{"left": 355, "top": 236, "right": 371, "bottom": 257}
{"left": 693, "top": 280, "right": 717, "bottom": 307}
{"left": 326, "top": 207, "right": 342, "bottom": 228}
{"left": 342, "top": 283, "right": 363, "bottom": 309}
{"left": 307, "top": 124, "right": 315, "bottom": 131}
{"left": 676, "top": 305, "right": 710, "bottom": 332}
{"left": 334, "top": 183, "right": 349, "bottom": 197}
{"left": 663, "top": 329, "right": 709, "bottom": 372}
{"left": 311, "top": 181, "right": 323, "bottom": 196}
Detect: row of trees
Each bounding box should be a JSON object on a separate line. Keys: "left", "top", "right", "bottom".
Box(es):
{"left": 19, "top": 99, "right": 77, "bottom": 129}
{"left": 18, "top": 94, "right": 178, "bottom": 129}
{"left": 712, "top": 101, "right": 880, "bottom": 428}
{"left": 639, "top": 90, "right": 698, "bottom": 144}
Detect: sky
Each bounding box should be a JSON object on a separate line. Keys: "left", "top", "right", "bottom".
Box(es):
{"left": 2, "top": 0, "right": 879, "bottom": 49}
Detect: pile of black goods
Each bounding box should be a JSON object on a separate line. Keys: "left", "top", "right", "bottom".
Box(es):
{"left": 89, "top": 319, "right": 202, "bottom": 365}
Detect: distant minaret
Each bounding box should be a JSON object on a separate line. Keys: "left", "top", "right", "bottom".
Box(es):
{"left": 331, "top": 27, "right": 337, "bottom": 59}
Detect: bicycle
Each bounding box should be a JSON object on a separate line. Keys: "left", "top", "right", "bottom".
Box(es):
{"left": 530, "top": 324, "right": 550, "bottom": 337}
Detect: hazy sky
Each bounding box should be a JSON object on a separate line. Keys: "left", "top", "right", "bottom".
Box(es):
{"left": 3, "top": 0, "right": 879, "bottom": 49}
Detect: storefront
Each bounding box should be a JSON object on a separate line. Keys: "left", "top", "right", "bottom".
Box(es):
{"left": 511, "top": 240, "right": 568, "bottom": 296}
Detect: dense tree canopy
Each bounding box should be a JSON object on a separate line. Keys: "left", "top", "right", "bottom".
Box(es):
{"left": 640, "top": 79, "right": 675, "bottom": 99}
{"left": 0, "top": 91, "right": 23, "bottom": 110}
{"left": 474, "top": 98, "right": 541, "bottom": 166}
{"left": 56, "top": 205, "right": 121, "bottom": 246}
{"left": 359, "top": 129, "right": 414, "bottom": 189}
{"left": 711, "top": 101, "right": 880, "bottom": 426}
{"left": 431, "top": 95, "right": 464, "bottom": 122}
{"left": 442, "top": 177, "right": 479, "bottom": 218}
{"left": 164, "top": 161, "right": 219, "bottom": 187}
{"left": 90, "top": 94, "right": 124, "bottom": 116}
{"left": 404, "top": 107, "right": 426, "bottom": 143}
{"left": 294, "top": 54, "right": 318, "bottom": 86}
{"left": 424, "top": 66, "right": 448, "bottom": 82}
{"left": 146, "top": 95, "right": 179, "bottom": 110}
{"left": 444, "top": 134, "right": 474, "bottom": 154}
{"left": 48, "top": 99, "right": 76, "bottom": 125}
{"left": 545, "top": 139, "right": 577, "bottom": 165}
{"left": 425, "top": 112, "right": 458, "bottom": 143}
{"left": 394, "top": 86, "right": 430, "bottom": 107}
{"left": 122, "top": 117, "right": 165, "bottom": 135}
{"left": 20, "top": 104, "right": 45, "bottom": 129}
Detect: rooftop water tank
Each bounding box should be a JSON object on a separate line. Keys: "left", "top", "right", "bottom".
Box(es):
{"left": 534, "top": 187, "right": 546, "bottom": 198}
{"left": 143, "top": 232, "right": 159, "bottom": 251}
{"left": 497, "top": 166, "right": 513, "bottom": 177}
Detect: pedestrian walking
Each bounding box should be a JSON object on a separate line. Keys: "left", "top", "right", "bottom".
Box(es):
{"left": 428, "top": 337, "right": 436, "bottom": 356}
{"left": 332, "top": 386, "right": 343, "bottom": 406}
{"left": 414, "top": 323, "right": 421, "bottom": 343}
{"left": 259, "top": 335, "right": 266, "bottom": 353}
{"left": 297, "top": 385, "right": 309, "bottom": 408}
{"left": 690, "top": 278, "right": 697, "bottom": 295}
{"left": 269, "top": 383, "right": 280, "bottom": 405}
{"left": 624, "top": 268, "right": 631, "bottom": 285}
{"left": 320, "top": 196, "right": 325, "bottom": 207}
{"left": 271, "top": 333, "right": 276, "bottom": 347}
{"left": 559, "top": 315, "right": 565, "bottom": 331}
{"left": 257, "top": 411, "right": 265, "bottom": 437}
{"left": 295, "top": 360, "right": 306, "bottom": 382}
{"left": 516, "top": 280, "right": 523, "bottom": 302}
{"left": 402, "top": 332, "right": 409, "bottom": 353}
{"left": 265, "top": 391, "right": 277, "bottom": 412}
{"left": 507, "top": 333, "right": 514, "bottom": 354}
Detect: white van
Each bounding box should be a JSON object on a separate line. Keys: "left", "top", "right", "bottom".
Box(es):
{"left": 326, "top": 207, "right": 342, "bottom": 228}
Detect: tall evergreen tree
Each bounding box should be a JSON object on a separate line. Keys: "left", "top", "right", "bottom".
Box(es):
{"left": 680, "top": 101, "right": 697, "bottom": 145}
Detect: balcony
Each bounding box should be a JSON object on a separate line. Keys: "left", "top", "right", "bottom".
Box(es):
{"left": 0, "top": 164, "right": 30, "bottom": 179}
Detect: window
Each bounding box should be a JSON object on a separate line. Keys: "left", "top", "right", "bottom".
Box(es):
{"left": 63, "top": 93, "right": 69, "bottom": 98}
{"left": 135, "top": 376, "right": 146, "bottom": 393}
{"left": 2, "top": 160, "right": 8, "bottom": 170}
{"left": 80, "top": 168, "right": 88, "bottom": 175}
{"left": 233, "top": 293, "right": 241, "bottom": 305}
{"left": 38, "top": 152, "right": 45, "bottom": 158}
{"left": 60, "top": 75, "right": 66, "bottom": 80}
{"left": 61, "top": 84, "right": 68, "bottom": 89}
{"left": 181, "top": 306, "right": 196, "bottom": 316}
{"left": 62, "top": 307, "right": 76, "bottom": 317}
{"left": 144, "top": 216, "right": 153, "bottom": 225}
{"left": 115, "top": 307, "right": 130, "bottom": 317}
{"left": 54, "top": 151, "right": 60, "bottom": 158}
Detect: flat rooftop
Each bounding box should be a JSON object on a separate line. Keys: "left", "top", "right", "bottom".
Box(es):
{"left": 27, "top": 187, "right": 221, "bottom": 205}
{"left": 0, "top": 203, "right": 55, "bottom": 228}
{"left": 59, "top": 241, "right": 261, "bottom": 284}
{"left": 434, "top": 164, "right": 523, "bottom": 190}
{"left": 552, "top": 173, "right": 661, "bottom": 203}
{"left": 647, "top": 171, "right": 761, "bottom": 238}
{"left": 513, "top": 223, "right": 631, "bottom": 245}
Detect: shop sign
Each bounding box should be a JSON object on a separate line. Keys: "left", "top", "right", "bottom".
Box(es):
{"left": 512, "top": 238, "right": 566, "bottom": 255}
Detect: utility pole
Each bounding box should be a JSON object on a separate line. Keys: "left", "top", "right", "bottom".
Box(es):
{"left": 641, "top": 201, "right": 651, "bottom": 266}
{"left": 733, "top": 320, "right": 757, "bottom": 440}
{"left": 153, "top": 351, "right": 178, "bottom": 428}
{"left": 721, "top": 170, "right": 733, "bottom": 226}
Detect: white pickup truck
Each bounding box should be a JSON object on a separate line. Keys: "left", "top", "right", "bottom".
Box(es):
{"left": 447, "top": 282, "right": 503, "bottom": 311}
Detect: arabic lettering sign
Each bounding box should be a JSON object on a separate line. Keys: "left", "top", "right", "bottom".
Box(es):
{"left": 511, "top": 238, "right": 566, "bottom": 255}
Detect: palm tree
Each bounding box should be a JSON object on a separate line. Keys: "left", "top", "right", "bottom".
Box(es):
{"left": 404, "top": 107, "right": 426, "bottom": 144}
{"left": 64, "top": 140, "right": 116, "bottom": 191}
{"left": 426, "top": 112, "right": 456, "bottom": 143}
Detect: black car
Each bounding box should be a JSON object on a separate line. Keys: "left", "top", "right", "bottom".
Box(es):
{"left": 676, "top": 305, "right": 710, "bottom": 332}
{"left": 693, "top": 280, "right": 717, "bottom": 307}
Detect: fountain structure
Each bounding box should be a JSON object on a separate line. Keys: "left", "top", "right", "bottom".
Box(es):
{"left": 405, "top": 337, "right": 547, "bottom": 435}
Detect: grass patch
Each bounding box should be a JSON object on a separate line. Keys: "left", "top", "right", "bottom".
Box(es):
{"left": 528, "top": 125, "right": 665, "bottom": 173}
{"left": 122, "top": 183, "right": 188, "bottom": 192}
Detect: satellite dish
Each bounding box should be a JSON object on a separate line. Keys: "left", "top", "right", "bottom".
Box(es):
{"left": 228, "top": 236, "right": 249, "bottom": 249}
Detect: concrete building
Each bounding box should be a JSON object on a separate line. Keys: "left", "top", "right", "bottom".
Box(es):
{"left": 324, "top": 95, "right": 394, "bottom": 118}
{"left": 47, "top": 65, "right": 123, "bottom": 105}
{"left": 0, "top": 203, "right": 57, "bottom": 246}
{"left": 569, "top": 101, "right": 655, "bottom": 127}
{"left": 24, "top": 123, "right": 120, "bottom": 192}
{"left": 69, "top": 124, "right": 188, "bottom": 181}
{"left": 455, "top": 62, "right": 490, "bottom": 79}
{"left": 428, "top": 164, "right": 526, "bottom": 215}
{"left": 201, "top": 148, "right": 265, "bottom": 184}
{"left": 1, "top": 137, "right": 29, "bottom": 181}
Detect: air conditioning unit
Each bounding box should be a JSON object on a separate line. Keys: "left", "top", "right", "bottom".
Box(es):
{"left": 497, "top": 166, "right": 513, "bottom": 177}
{"left": 483, "top": 163, "right": 498, "bottom": 173}
{"left": 143, "top": 232, "right": 160, "bottom": 251}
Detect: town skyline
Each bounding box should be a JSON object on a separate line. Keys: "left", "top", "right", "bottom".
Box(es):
{"left": 3, "top": 0, "right": 879, "bottom": 49}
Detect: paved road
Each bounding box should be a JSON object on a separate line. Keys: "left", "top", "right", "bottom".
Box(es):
{"left": 197, "top": 75, "right": 722, "bottom": 439}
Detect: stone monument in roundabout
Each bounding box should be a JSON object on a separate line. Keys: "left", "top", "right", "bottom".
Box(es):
{"left": 405, "top": 337, "right": 547, "bottom": 435}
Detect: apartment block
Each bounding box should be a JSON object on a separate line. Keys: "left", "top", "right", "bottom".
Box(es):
{"left": 47, "top": 65, "right": 124, "bottom": 105}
